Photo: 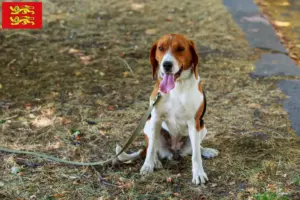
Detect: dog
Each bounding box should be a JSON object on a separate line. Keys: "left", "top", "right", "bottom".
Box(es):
{"left": 116, "top": 34, "right": 218, "bottom": 185}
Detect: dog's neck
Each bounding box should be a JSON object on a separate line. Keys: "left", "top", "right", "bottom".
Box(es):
{"left": 175, "top": 68, "right": 194, "bottom": 83}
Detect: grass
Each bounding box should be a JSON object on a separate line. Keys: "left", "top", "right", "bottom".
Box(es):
{"left": 254, "top": 192, "right": 289, "bottom": 200}
{"left": 292, "top": 176, "right": 300, "bottom": 186}
{"left": 1, "top": 0, "right": 300, "bottom": 199}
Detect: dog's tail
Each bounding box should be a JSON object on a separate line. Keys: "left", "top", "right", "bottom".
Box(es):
{"left": 115, "top": 144, "right": 146, "bottom": 163}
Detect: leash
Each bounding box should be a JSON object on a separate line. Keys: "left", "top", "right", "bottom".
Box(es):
{"left": 0, "top": 93, "right": 162, "bottom": 166}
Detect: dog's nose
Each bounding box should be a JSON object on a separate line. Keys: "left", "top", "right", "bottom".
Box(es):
{"left": 163, "top": 61, "right": 173, "bottom": 72}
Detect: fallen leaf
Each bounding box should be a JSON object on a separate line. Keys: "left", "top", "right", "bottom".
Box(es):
{"left": 68, "top": 48, "right": 81, "bottom": 54}
{"left": 41, "top": 108, "right": 56, "bottom": 116}
{"left": 80, "top": 55, "right": 92, "bottom": 61}
{"left": 246, "top": 187, "right": 257, "bottom": 194}
{"left": 145, "top": 28, "right": 158, "bottom": 35}
{"left": 60, "top": 117, "right": 72, "bottom": 125}
{"left": 52, "top": 193, "right": 65, "bottom": 198}
{"left": 273, "top": 20, "right": 290, "bottom": 27}
{"left": 108, "top": 106, "right": 114, "bottom": 111}
{"left": 24, "top": 103, "right": 33, "bottom": 110}
{"left": 29, "top": 114, "right": 36, "bottom": 119}
{"left": 118, "top": 181, "right": 134, "bottom": 189}
{"left": 289, "top": 53, "right": 297, "bottom": 59}
{"left": 173, "top": 193, "right": 181, "bottom": 197}
{"left": 0, "top": 83, "right": 2, "bottom": 89}
{"left": 267, "top": 184, "right": 276, "bottom": 190}
{"left": 242, "top": 16, "right": 269, "bottom": 25}
{"left": 131, "top": 3, "right": 144, "bottom": 11}
{"left": 276, "top": 1, "right": 290, "bottom": 6}
{"left": 18, "top": 172, "right": 24, "bottom": 176}
{"left": 247, "top": 103, "right": 261, "bottom": 109}
{"left": 74, "top": 71, "right": 81, "bottom": 76}
{"left": 123, "top": 71, "right": 129, "bottom": 77}
{"left": 120, "top": 52, "right": 125, "bottom": 57}
{"left": 31, "top": 116, "right": 53, "bottom": 127}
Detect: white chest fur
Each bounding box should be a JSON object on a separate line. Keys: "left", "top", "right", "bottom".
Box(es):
{"left": 154, "top": 75, "right": 203, "bottom": 137}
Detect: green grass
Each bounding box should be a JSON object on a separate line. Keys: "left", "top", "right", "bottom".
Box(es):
{"left": 254, "top": 192, "right": 289, "bottom": 200}
{"left": 292, "top": 176, "right": 300, "bottom": 186}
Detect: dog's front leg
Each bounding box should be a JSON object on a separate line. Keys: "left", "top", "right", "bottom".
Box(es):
{"left": 187, "top": 120, "right": 208, "bottom": 185}
{"left": 140, "top": 116, "right": 162, "bottom": 174}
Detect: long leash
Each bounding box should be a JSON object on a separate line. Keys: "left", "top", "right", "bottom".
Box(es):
{"left": 0, "top": 93, "right": 162, "bottom": 166}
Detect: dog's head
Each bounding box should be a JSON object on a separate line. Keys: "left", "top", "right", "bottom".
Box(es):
{"left": 149, "top": 34, "right": 199, "bottom": 93}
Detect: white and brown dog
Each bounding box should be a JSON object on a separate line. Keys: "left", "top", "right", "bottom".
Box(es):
{"left": 116, "top": 34, "right": 218, "bottom": 185}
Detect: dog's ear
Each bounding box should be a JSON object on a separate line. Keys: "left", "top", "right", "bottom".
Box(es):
{"left": 189, "top": 40, "right": 199, "bottom": 79}
{"left": 149, "top": 41, "right": 158, "bottom": 80}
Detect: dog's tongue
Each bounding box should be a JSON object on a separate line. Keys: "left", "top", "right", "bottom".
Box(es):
{"left": 159, "top": 74, "right": 175, "bottom": 93}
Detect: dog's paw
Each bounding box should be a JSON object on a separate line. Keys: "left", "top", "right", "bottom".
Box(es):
{"left": 140, "top": 162, "right": 154, "bottom": 175}
{"left": 201, "top": 147, "right": 219, "bottom": 159}
{"left": 192, "top": 166, "right": 208, "bottom": 185}
{"left": 140, "top": 158, "right": 162, "bottom": 174}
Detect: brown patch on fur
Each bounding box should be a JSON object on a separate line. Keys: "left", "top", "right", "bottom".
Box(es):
{"left": 150, "top": 34, "right": 199, "bottom": 79}
{"left": 150, "top": 79, "right": 160, "bottom": 102}
{"left": 150, "top": 41, "right": 158, "bottom": 80}
{"left": 195, "top": 83, "right": 205, "bottom": 131}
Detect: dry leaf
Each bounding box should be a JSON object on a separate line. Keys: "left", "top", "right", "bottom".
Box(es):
{"left": 68, "top": 48, "right": 81, "bottom": 54}
{"left": 131, "top": 3, "right": 145, "bottom": 11}
{"left": 267, "top": 184, "right": 276, "bottom": 190}
{"left": 62, "top": 118, "right": 72, "bottom": 125}
{"left": 80, "top": 55, "right": 92, "bottom": 61}
{"left": 123, "top": 71, "right": 129, "bottom": 77}
{"left": 242, "top": 16, "right": 269, "bottom": 25}
{"left": 108, "top": 106, "right": 114, "bottom": 111}
{"left": 246, "top": 187, "right": 257, "bottom": 194}
{"left": 31, "top": 116, "right": 53, "bottom": 127}
{"left": 74, "top": 71, "right": 81, "bottom": 76}
{"left": 24, "top": 103, "right": 33, "bottom": 110}
{"left": 52, "top": 193, "right": 65, "bottom": 198}
{"left": 247, "top": 103, "right": 261, "bottom": 109}
{"left": 174, "top": 193, "right": 181, "bottom": 197}
{"left": 41, "top": 108, "right": 56, "bottom": 116}
{"left": 273, "top": 20, "right": 290, "bottom": 27}
{"left": 145, "top": 28, "right": 158, "bottom": 35}
{"left": 276, "top": 1, "right": 290, "bottom": 6}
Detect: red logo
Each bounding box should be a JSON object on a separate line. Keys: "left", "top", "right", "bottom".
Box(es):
{"left": 2, "top": 2, "right": 42, "bottom": 29}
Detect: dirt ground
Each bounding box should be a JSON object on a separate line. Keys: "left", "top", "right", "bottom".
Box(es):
{"left": 1, "top": 0, "right": 300, "bottom": 199}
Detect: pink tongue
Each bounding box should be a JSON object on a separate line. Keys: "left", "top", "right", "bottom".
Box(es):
{"left": 159, "top": 74, "right": 175, "bottom": 93}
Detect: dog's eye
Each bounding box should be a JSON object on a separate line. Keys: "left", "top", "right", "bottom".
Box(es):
{"left": 177, "top": 46, "right": 185, "bottom": 52}
{"left": 158, "top": 46, "right": 164, "bottom": 51}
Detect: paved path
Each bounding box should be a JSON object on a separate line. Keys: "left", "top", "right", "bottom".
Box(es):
{"left": 223, "top": 0, "right": 300, "bottom": 136}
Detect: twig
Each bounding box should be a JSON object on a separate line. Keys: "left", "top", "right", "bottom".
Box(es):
{"left": 91, "top": 166, "right": 118, "bottom": 187}
{"left": 7, "top": 59, "right": 16, "bottom": 67}
{"left": 2, "top": 114, "right": 19, "bottom": 121}
{"left": 117, "top": 57, "right": 135, "bottom": 76}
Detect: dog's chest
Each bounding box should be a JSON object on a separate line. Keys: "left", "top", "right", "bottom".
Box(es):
{"left": 159, "top": 84, "right": 202, "bottom": 136}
